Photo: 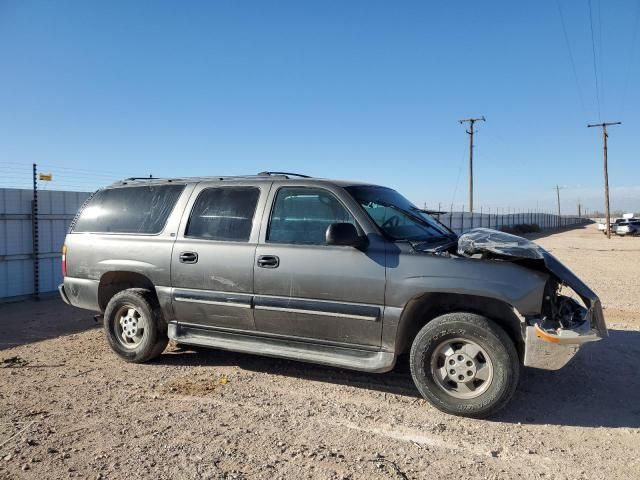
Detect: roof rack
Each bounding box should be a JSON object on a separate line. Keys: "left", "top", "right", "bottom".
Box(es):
{"left": 112, "top": 172, "right": 312, "bottom": 186}
{"left": 257, "top": 171, "right": 311, "bottom": 178}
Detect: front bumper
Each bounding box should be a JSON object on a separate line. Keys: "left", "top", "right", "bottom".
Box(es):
{"left": 523, "top": 302, "right": 605, "bottom": 370}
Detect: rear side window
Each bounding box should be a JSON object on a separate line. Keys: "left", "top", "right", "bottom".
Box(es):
{"left": 267, "top": 187, "right": 355, "bottom": 244}
{"left": 186, "top": 187, "right": 260, "bottom": 242}
{"left": 73, "top": 185, "right": 185, "bottom": 234}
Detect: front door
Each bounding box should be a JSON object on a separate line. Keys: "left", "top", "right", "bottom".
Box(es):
{"left": 253, "top": 185, "right": 386, "bottom": 347}
{"left": 171, "top": 182, "right": 269, "bottom": 329}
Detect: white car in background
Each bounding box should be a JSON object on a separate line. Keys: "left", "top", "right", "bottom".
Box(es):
{"left": 615, "top": 219, "right": 640, "bottom": 236}
{"left": 598, "top": 213, "right": 636, "bottom": 234}
{"left": 598, "top": 218, "right": 626, "bottom": 234}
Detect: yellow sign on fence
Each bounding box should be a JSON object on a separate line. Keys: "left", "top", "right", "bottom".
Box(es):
{"left": 39, "top": 173, "right": 53, "bottom": 181}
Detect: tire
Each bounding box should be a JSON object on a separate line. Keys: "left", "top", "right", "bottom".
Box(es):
{"left": 103, "top": 289, "right": 168, "bottom": 363}
{"left": 409, "top": 312, "right": 519, "bottom": 418}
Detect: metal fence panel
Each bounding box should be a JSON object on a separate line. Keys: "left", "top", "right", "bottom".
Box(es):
{"left": 1, "top": 186, "right": 590, "bottom": 300}
{"left": 441, "top": 210, "right": 586, "bottom": 235}
{"left": 0, "top": 188, "right": 90, "bottom": 300}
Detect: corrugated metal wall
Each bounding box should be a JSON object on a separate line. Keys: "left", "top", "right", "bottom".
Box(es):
{"left": 0, "top": 188, "right": 90, "bottom": 299}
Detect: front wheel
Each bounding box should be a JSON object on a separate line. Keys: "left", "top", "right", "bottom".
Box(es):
{"left": 410, "top": 312, "right": 519, "bottom": 418}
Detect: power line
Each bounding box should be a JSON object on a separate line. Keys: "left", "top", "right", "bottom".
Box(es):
{"left": 621, "top": 1, "right": 640, "bottom": 115}
{"left": 588, "top": 0, "right": 602, "bottom": 121}
{"left": 597, "top": 0, "right": 605, "bottom": 117}
{"left": 555, "top": 0, "right": 587, "bottom": 116}
{"left": 37, "top": 164, "right": 132, "bottom": 176}
{"left": 450, "top": 142, "right": 468, "bottom": 208}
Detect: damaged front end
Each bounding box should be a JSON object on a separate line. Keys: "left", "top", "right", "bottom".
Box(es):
{"left": 458, "top": 228, "right": 607, "bottom": 370}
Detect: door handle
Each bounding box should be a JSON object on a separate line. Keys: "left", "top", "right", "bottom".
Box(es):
{"left": 179, "top": 251, "right": 198, "bottom": 264}
{"left": 257, "top": 255, "right": 279, "bottom": 268}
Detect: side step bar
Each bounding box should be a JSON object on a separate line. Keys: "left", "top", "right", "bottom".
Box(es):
{"left": 168, "top": 322, "right": 396, "bottom": 373}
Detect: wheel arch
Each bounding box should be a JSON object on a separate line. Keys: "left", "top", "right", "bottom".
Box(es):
{"left": 98, "top": 271, "right": 157, "bottom": 312}
{"left": 395, "top": 292, "right": 525, "bottom": 359}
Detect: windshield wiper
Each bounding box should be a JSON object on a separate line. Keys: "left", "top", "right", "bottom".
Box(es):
{"left": 385, "top": 204, "right": 457, "bottom": 242}
{"left": 396, "top": 236, "right": 457, "bottom": 254}
{"left": 410, "top": 206, "right": 457, "bottom": 238}
{"left": 386, "top": 204, "right": 446, "bottom": 235}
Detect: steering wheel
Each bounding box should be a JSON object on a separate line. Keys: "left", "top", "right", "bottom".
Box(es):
{"left": 382, "top": 215, "right": 400, "bottom": 229}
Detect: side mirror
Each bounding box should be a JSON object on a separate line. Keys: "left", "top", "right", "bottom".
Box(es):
{"left": 326, "top": 223, "right": 366, "bottom": 248}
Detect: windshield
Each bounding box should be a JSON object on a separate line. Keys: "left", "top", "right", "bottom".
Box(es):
{"left": 345, "top": 185, "right": 453, "bottom": 243}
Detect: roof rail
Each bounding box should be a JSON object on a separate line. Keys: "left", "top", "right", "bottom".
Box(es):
{"left": 257, "top": 171, "right": 311, "bottom": 178}
{"left": 110, "top": 172, "right": 313, "bottom": 186}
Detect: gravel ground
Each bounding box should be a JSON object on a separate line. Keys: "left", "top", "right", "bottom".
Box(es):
{"left": 1, "top": 225, "right": 639, "bottom": 480}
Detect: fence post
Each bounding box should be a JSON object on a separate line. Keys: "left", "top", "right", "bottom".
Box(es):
{"left": 32, "top": 163, "right": 39, "bottom": 300}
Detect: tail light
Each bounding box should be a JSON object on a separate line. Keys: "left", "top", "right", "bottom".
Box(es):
{"left": 61, "top": 244, "right": 67, "bottom": 277}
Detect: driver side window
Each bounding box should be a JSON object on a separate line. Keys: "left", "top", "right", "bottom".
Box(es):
{"left": 267, "top": 187, "right": 355, "bottom": 244}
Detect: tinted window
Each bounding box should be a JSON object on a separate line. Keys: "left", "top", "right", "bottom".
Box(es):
{"left": 267, "top": 187, "right": 355, "bottom": 244}
{"left": 73, "top": 185, "right": 184, "bottom": 234}
{"left": 186, "top": 187, "right": 260, "bottom": 241}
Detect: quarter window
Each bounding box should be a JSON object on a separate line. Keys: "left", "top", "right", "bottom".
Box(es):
{"left": 73, "top": 185, "right": 185, "bottom": 234}
{"left": 267, "top": 187, "right": 355, "bottom": 244}
{"left": 186, "top": 187, "right": 260, "bottom": 241}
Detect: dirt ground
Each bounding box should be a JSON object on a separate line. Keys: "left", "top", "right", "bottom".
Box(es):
{"left": 1, "top": 225, "right": 639, "bottom": 480}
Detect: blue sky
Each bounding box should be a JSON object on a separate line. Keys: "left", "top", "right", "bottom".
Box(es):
{"left": 0, "top": 1, "right": 639, "bottom": 214}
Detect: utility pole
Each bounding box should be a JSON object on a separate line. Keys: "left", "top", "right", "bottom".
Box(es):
{"left": 458, "top": 116, "right": 485, "bottom": 213}
{"left": 555, "top": 185, "right": 563, "bottom": 229}
{"left": 588, "top": 121, "right": 621, "bottom": 239}
{"left": 577, "top": 200, "right": 582, "bottom": 218}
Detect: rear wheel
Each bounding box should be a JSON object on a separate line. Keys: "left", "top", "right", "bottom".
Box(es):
{"left": 410, "top": 312, "right": 519, "bottom": 418}
{"left": 103, "top": 289, "right": 168, "bottom": 363}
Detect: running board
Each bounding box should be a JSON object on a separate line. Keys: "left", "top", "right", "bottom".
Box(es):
{"left": 168, "top": 322, "right": 396, "bottom": 373}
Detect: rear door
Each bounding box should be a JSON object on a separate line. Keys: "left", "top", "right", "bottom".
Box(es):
{"left": 252, "top": 183, "right": 386, "bottom": 347}
{"left": 170, "top": 181, "right": 270, "bottom": 330}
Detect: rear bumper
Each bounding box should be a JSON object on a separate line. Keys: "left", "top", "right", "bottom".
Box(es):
{"left": 58, "top": 277, "right": 100, "bottom": 312}
{"left": 58, "top": 284, "right": 71, "bottom": 305}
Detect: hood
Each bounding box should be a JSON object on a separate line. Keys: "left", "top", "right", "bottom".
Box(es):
{"left": 457, "top": 228, "right": 607, "bottom": 336}
{"left": 457, "top": 228, "right": 545, "bottom": 260}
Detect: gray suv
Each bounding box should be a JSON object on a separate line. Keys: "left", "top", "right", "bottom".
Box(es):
{"left": 59, "top": 172, "right": 606, "bottom": 417}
